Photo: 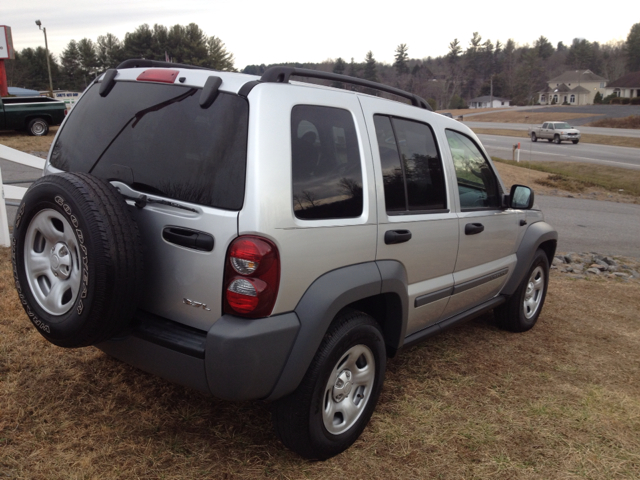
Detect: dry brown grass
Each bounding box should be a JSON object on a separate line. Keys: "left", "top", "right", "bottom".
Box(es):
{"left": 439, "top": 107, "right": 512, "bottom": 117}
{"left": 586, "top": 115, "right": 640, "bottom": 129}
{"left": 2, "top": 246, "right": 640, "bottom": 479}
{"left": 493, "top": 159, "right": 640, "bottom": 200}
{"left": 472, "top": 127, "right": 640, "bottom": 149}
{"left": 0, "top": 127, "right": 58, "bottom": 153}
{"left": 465, "top": 111, "right": 597, "bottom": 124}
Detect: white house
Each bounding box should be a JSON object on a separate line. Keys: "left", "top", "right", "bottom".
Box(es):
{"left": 604, "top": 71, "right": 640, "bottom": 99}
{"left": 468, "top": 96, "right": 510, "bottom": 109}
{"left": 538, "top": 70, "right": 607, "bottom": 105}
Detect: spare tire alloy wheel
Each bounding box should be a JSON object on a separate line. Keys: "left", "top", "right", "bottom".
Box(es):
{"left": 272, "top": 311, "right": 386, "bottom": 460}
{"left": 12, "top": 172, "right": 143, "bottom": 348}
{"left": 23, "top": 209, "right": 82, "bottom": 316}
{"left": 27, "top": 118, "right": 49, "bottom": 136}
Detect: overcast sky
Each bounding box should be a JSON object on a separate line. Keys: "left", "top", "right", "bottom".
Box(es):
{"left": 3, "top": 0, "right": 636, "bottom": 69}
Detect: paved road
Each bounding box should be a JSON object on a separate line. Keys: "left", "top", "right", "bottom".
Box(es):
{"left": 536, "top": 195, "right": 640, "bottom": 259}
{"left": 461, "top": 104, "right": 640, "bottom": 129}
{"left": 478, "top": 133, "right": 640, "bottom": 170}
{"left": 466, "top": 121, "right": 640, "bottom": 139}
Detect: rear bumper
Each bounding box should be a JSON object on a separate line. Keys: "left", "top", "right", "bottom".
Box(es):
{"left": 97, "top": 310, "right": 300, "bottom": 400}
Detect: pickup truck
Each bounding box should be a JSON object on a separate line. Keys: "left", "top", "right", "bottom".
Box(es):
{"left": 529, "top": 121, "right": 580, "bottom": 144}
{"left": 0, "top": 96, "right": 67, "bottom": 136}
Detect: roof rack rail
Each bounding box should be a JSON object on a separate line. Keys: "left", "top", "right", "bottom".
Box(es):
{"left": 116, "top": 59, "right": 213, "bottom": 71}
{"left": 260, "top": 66, "right": 433, "bottom": 111}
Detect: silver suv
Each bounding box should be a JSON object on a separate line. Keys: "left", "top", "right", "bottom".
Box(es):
{"left": 12, "top": 60, "right": 557, "bottom": 460}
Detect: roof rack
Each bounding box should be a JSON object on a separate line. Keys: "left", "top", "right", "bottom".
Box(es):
{"left": 116, "top": 59, "right": 213, "bottom": 71}
{"left": 260, "top": 66, "right": 433, "bottom": 111}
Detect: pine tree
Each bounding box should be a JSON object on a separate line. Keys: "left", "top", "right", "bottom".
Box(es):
{"left": 363, "top": 51, "right": 378, "bottom": 83}
{"left": 626, "top": 23, "right": 640, "bottom": 72}
{"left": 393, "top": 44, "right": 409, "bottom": 76}
{"left": 333, "top": 57, "right": 346, "bottom": 75}
{"left": 206, "top": 36, "right": 235, "bottom": 71}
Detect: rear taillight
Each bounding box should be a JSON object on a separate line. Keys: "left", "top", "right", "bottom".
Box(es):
{"left": 223, "top": 236, "right": 280, "bottom": 318}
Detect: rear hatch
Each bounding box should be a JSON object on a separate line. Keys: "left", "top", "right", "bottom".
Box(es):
{"left": 46, "top": 75, "right": 249, "bottom": 330}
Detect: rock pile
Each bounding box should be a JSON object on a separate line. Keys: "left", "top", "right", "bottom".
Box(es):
{"left": 552, "top": 252, "right": 640, "bottom": 282}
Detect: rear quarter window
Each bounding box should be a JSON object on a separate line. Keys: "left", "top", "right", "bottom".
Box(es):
{"left": 291, "top": 105, "right": 363, "bottom": 220}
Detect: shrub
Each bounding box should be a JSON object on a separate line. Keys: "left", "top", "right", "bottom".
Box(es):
{"left": 593, "top": 92, "right": 603, "bottom": 104}
{"left": 630, "top": 97, "right": 640, "bottom": 105}
{"left": 603, "top": 93, "right": 619, "bottom": 104}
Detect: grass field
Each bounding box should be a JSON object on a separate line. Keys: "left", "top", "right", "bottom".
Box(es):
{"left": 0, "top": 127, "right": 58, "bottom": 154}
{"left": 587, "top": 115, "right": 640, "bottom": 129}
{"left": 2, "top": 120, "right": 640, "bottom": 478}
{"left": 493, "top": 159, "right": 640, "bottom": 199}
{"left": 1, "top": 247, "right": 640, "bottom": 479}
{"left": 443, "top": 111, "right": 598, "bottom": 124}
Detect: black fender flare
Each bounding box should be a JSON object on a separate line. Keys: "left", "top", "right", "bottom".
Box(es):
{"left": 266, "top": 261, "right": 408, "bottom": 400}
{"left": 502, "top": 221, "right": 557, "bottom": 296}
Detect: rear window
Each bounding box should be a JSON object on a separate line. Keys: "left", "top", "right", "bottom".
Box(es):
{"left": 50, "top": 81, "right": 248, "bottom": 210}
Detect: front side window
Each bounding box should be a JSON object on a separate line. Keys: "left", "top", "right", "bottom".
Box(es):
{"left": 445, "top": 130, "right": 500, "bottom": 210}
{"left": 373, "top": 115, "right": 446, "bottom": 214}
{"left": 291, "top": 105, "right": 363, "bottom": 220}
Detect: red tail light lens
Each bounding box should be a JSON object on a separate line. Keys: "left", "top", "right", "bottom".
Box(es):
{"left": 223, "top": 236, "right": 280, "bottom": 318}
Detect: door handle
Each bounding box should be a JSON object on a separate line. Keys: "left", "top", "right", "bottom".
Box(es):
{"left": 384, "top": 229, "right": 412, "bottom": 245}
{"left": 162, "top": 227, "right": 214, "bottom": 251}
{"left": 465, "top": 223, "right": 484, "bottom": 235}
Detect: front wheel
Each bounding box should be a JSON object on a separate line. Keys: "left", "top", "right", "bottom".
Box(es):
{"left": 553, "top": 135, "right": 561, "bottom": 144}
{"left": 27, "top": 117, "right": 50, "bottom": 136}
{"left": 495, "top": 249, "right": 549, "bottom": 332}
{"left": 272, "top": 311, "right": 386, "bottom": 460}
{"left": 572, "top": 139, "right": 579, "bottom": 144}
{"left": 531, "top": 133, "right": 537, "bottom": 142}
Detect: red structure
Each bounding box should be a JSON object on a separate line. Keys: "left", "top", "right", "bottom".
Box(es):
{"left": 0, "top": 26, "right": 16, "bottom": 97}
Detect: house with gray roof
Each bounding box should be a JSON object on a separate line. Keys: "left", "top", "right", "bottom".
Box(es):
{"left": 604, "top": 71, "right": 640, "bottom": 99}
{"left": 538, "top": 70, "right": 607, "bottom": 105}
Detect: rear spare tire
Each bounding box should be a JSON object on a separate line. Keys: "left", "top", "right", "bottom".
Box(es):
{"left": 12, "top": 172, "right": 143, "bottom": 348}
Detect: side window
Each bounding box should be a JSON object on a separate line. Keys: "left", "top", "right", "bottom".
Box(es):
{"left": 542, "top": 123, "right": 548, "bottom": 129}
{"left": 445, "top": 130, "right": 500, "bottom": 210}
{"left": 373, "top": 115, "right": 446, "bottom": 214}
{"left": 291, "top": 105, "right": 363, "bottom": 220}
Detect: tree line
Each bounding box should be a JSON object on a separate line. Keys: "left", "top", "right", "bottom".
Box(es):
{"left": 5, "top": 23, "right": 236, "bottom": 92}
{"left": 245, "top": 23, "right": 640, "bottom": 109}
{"left": 5, "top": 22, "right": 640, "bottom": 109}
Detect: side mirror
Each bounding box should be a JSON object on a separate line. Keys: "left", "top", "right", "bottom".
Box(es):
{"left": 509, "top": 184, "right": 534, "bottom": 209}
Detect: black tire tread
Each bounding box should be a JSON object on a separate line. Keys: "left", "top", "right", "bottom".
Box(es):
{"left": 272, "top": 310, "right": 385, "bottom": 460}
{"left": 495, "top": 249, "right": 549, "bottom": 333}
{"left": 13, "top": 172, "right": 143, "bottom": 347}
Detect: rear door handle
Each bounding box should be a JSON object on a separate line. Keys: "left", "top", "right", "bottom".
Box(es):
{"left": 384, "top": 229, "right": 412, "bottom": 245}
{"left": 465, "top": 223, "right": 484, "bottom": 235}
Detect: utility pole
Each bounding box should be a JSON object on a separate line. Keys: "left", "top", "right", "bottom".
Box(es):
{"left": 35, "top": 20, "right": 54, "bottom": 98}
{"left": 489, "top": 75, "right": 493, "bottom": 108}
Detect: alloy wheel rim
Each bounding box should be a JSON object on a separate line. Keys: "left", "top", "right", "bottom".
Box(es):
{"left": 322, "top": 344, "right": 375, "bottom": 435}
{"left": 24, "top": 209, "right": 82, "bottom": 316}
{"left": 523, "top": 265, "right": 545, "bottom": 319}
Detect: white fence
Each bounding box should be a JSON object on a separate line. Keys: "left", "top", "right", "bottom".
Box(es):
{"left": 0, "top": 144, "right": 45, "bottom": 247}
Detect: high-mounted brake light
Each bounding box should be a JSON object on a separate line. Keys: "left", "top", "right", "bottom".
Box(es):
{"left": 136, "top": 69, "right": 179, "bottom": 84}
{"left": 223, "top": 236, "right": 280, "bottom": 318}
